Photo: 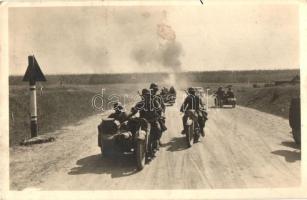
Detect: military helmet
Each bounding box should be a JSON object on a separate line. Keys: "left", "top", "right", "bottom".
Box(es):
{"left": 113, "top": 102, "right": 123, "bottom": 110}
{"left": 142, "top": 88, "right": 151, "bottom": 96}
{"left": 150, "top": 83, "right": 159, "bottom": 90}
{"left": 187, "top": 87, "right": 196, "bottom": 94}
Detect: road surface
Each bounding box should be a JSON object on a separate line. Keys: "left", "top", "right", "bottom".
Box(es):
{"left": 10, "top": 95, "right": 301, "bottom": 190}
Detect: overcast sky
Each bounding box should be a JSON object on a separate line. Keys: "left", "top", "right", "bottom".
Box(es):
{"left": 9, "top": 4, "right": 299, "bottom": 75}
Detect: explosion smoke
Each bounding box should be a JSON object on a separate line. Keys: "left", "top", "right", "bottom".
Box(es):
{"left": 131, "top": 11, "right": 183, "bottom": 72}
{"left": 132, "top": 40, "right": 182, "bottom": 71}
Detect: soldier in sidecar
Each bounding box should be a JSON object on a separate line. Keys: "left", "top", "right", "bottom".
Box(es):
{"left": 97, "top": 101, "right": 152, "bottom": 170}
{"left": 160, "top": 86, "right": 176, "bottom": 106}
{"left": 214, "top": 87, "right": 236, "bottom": 108}
{"left": 167, "top": 86, "right": 177, "bottom": 105}
{"left": 98, "top": 88, "right": 163, "bottom": 170}
{"left": 222, "top": 87, "right": 236, "bottom": 108}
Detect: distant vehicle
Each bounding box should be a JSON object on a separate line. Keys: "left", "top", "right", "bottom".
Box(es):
{"left": 289, "top": 97, "right": 301, "bottom": 145}
{"left": 161, "top": 86, "right": 176, "bottom": 106}
{"left": 98, "top": 116, "right": 155, "bottom": 170}
{"left": 214, "top": 91, "right": 236, "bottom": 108}
{"left": 221, "top": 96, "right": 236, "bottom": 108}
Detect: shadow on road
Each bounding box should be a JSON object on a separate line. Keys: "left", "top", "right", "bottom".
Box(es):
{"left": 68, "top": 154, "right": 138, "bottom": 178}
{"left": 161, "top": 137, "right": 189, "bottom": 152}
{"left": 271, "top": 150, "right": 301, "bottom": 163}
{"left": 281, "top": 141, "right": 300, "bottom": 150}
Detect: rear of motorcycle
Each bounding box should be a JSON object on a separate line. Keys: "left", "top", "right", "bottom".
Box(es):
{"left": 184, "top": 110, "right": 200, "bottom": 147}
{"left": 135, "top": 128, "right": 147, "bottom": 170}
{"left": 224, "top": 97, "right": 236, "bottom": 108}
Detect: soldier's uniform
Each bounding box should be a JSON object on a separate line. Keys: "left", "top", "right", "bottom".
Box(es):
{"left": 226, "top": 88, "right": 234, "bottom": 98}
{"left": 108, "top": 112, "right": 128, "bottom": 123}
{"left": 108, "top": 102, "right": 128, "bottom": 123}
{"left": 150, "top": 83, "right": 167, "bottom": 132}
{"left": 181, "top": 88, "right": 207, "bottom": 136}
{"left": 130, "top": 89, "right": 163, "bottom": 153}
{"left": 215, "top": 87, "right": 225, "bottom": 107}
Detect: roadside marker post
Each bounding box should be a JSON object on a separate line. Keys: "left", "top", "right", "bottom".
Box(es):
{"left": 23, "top": 55, "right": 46, "bottom": 138}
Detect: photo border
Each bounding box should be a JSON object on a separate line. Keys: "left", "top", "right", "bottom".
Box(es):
{"left": 1, "top": 1, "right": 306, "bottom": 199}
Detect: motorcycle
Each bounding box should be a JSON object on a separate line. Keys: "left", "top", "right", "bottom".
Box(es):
{"left": 214, "top": 94, "right": 236, "bottom": 108}
{"left": 183, "top": 110, "right": 200, "bottom": 147}
{"left": 97, "top": 117, "right": 154, "bottom": 170}
{"left": 159, "top": 87, "right": 177, "bottom": 106}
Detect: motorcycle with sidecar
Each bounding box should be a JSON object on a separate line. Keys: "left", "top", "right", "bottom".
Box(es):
{"left": 98, "top": 116, "right": 156, "bottom": 170}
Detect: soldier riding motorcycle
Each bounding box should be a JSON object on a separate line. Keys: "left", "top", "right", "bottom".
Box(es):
{"left": 180, "top": 87, "right": 208, "bottom": 146}
{"left": 149, "top": 83, "right": 167, "bottom": 145}
{"left": 215, "top": 86, "right": 225, "bottom": 108}
{"left": 128, "top": 88, "right": 163, "bottom": 158}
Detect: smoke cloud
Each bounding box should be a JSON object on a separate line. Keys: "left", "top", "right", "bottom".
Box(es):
{"left": 132, "top": 40, "right": 183, "bottom": 71}
{"left": 9, "top": 6, "right": 299, "bottom": 75}
{"left": 131, "top": 12, "right": 183, "bottom": 72}
{"left": 159, "top": 41, "right": 182, "bottom": 70}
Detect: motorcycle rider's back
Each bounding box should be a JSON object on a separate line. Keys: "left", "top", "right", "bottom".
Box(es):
{"left": 181, "top": 88, "right": 207, "bottom": 136}
{"left": 180, "top": 95, "right": 203, "bottom": 112}
{"left": 130, "top": 89, "right": 162, "bottom": 132}
{"left": 132, "top": 98, "right": 161, "bottom": 123}
{"left": 129, "top": 89, "right": 162, "bottom": 155}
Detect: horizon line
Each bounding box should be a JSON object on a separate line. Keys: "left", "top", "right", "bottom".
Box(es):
{"left": 9, "top": 68, "right": 300, "bottom": 77}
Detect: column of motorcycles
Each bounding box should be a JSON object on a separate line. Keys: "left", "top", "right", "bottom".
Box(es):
{"left": 97, "top": 86, "right": 207, "bottom": 171}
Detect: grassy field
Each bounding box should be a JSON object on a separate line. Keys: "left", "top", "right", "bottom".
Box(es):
{"left": 10, "top": 86, "right": 96, "bottom": 146}
{"left": 234, "top": 84, "right": 300, "bottom": 119}
{"left": 9, "top": 83, "right": 148, "bottom": 146}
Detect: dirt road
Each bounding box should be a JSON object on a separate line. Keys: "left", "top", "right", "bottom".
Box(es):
{"left": 10, "top": 95, "right": 301, "bottom": 190}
